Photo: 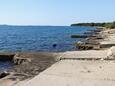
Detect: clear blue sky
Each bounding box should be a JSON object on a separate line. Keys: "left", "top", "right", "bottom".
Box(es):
{"left": 0, "top": 0, "right": 115, "bottom": 26}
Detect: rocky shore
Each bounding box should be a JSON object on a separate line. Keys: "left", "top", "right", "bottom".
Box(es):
{"left": 0, "top": 52, "right": 60, "bottom": 86}
{"left": 72, "top": 27, "right": 105, "bottom": 50}
{"left": 1, "top": 28, "right": 115, "bottom": 86}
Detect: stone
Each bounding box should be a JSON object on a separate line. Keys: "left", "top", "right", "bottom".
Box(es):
{"left": 107, "top": 46, "right": 115, "bottom": 59}
{"left": 0, "top": 71, "right": 10, "bottom": 79}
{"left": 13, "top": 53, "right": 31, "bottom": 65}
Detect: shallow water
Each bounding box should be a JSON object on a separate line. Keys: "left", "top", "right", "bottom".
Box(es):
{"left": 0, "top": 61, "right": 13, "bottom": 72}
{"left": 0, "top": 26, "right": 95, "bottom": 52}
{"left": 0, "top": 26, "right": 96, "bottom": 71}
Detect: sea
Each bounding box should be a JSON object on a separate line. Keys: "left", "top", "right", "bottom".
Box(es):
{"left": 0, "top": 25, "right": 96, "bottom": 52}
{"left": 0, "top": 25, "right": 96, "bottom": 71}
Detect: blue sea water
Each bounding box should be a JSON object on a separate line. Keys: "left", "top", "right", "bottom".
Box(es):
{"left": 0, "top": 25, "right": 95, "bottom": 52}
{"left": 0, "top": 26, "right": 96, "bottom": 71}
{"left": 0, "top": 61, "right": 13, "bottom": 72}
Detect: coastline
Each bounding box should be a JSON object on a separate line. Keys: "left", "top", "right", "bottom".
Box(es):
{"left": 0, "top": 52, "right": 60, "bottom": 86}
{"left": 1, "top": 27, "right": 115, "bottom": 86}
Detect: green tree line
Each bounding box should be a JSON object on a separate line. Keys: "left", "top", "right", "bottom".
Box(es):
{"left": 71, "top": 21, "right": 115, "bottom": 29}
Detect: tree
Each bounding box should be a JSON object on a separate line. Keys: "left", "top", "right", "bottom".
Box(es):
{"left": 110, "top": 21, "right": 115, "bottom": 28}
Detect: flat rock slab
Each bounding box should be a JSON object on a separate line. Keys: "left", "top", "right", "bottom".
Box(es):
{"left": 17, "top": 60, "right": 115, "bottom": 86}
{"left": 100, "top": 41, "right": 115, "bottom": 48}
{"left": 59, "top": 50, "right": 108, "bottom": 60}
{"left": 100, "top": 41, "right": 115, "bottom": 45}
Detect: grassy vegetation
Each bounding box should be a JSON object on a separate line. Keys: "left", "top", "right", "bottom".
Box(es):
{"left": 71, "top": 21, "right": 115, "bottom": 29}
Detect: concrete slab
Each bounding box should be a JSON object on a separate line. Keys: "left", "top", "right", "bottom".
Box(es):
{"left": 100, "top": 41, "right": 115, "bottom": 48}
{"left": 17, "top": 60, "right": 115, "bottom": 86}
{"left": 59, "top": 50, "right": 108, "bottom": 60}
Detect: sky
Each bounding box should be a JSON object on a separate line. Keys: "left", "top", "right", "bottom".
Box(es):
{"left": 0, "top": 0, "right": 115, "bottom": 26}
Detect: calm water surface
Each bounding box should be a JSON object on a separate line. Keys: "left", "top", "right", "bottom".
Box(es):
{"left": 0, "top": 26, "right": 96, "bottom": 71}
{"left": 0, "top": 26, "right": 95, "bottom": 52}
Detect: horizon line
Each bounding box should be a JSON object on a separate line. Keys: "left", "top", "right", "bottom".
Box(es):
{"left": 0, "top": 24, "right": 70, "bottom": 27}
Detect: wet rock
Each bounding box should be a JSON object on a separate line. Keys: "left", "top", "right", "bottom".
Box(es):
{"left": 0, "top": 53, "right": 14, "bottom": 61}
{"left": 0, "top": 71, "right": 10, "bottom": 79}
{"left": 13, "top": 54, "right": 31, "bottom": 65}
{"left": 71, "top": 35, "right": 89, "bottom": 38}
{"left": 76, "top": 44, "right": 94, "bottom": 50}
{"left": 8, "top": 52, "right": 57, "bottom": 80}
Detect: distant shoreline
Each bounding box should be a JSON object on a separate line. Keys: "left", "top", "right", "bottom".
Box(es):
{"left": 71, "top": 21, "right": 115, "bottom": 29}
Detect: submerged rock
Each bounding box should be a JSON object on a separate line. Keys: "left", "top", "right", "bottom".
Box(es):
{"left": 53, "top": 44, "right": 57, "bottom": 48}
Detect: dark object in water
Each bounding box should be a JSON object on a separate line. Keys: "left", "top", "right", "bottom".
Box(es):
{"left": 71, "top": 35, "right": 96, "bottom": 38}
{"left": 83, "top": 31, "right": 93, "bottom": 35}
{"left": 53, "top": 44, "right": 57, "bottom": 48}
{"left": 88, "top": 29, "right": 102, "bottom": 32}
{"left": 0, "top": 71, "right": 10, "bottom": 79}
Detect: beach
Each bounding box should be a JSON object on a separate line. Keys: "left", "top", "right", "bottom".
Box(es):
{"left": 1, "top": 28, "right": 115, "bottom": 86}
